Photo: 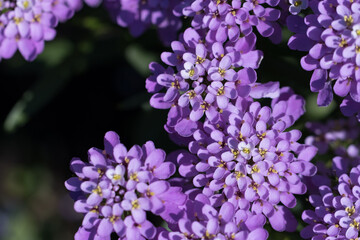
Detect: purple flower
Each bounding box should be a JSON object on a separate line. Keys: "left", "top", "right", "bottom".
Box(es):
{"left": 65, "top": 131, "right": 186, "bottom": 239}
{"left": 301, "top": 164, "right": 360, "bottom": 240}
{"left": 171, "top": 88, "right": 317, "bottom": 233}
{"left": 177, "top": 0, "right": 282, "bottom": 42}
{"left": 87, "top": 0, "right": 183, "bottom": 45}
{"left": 160, "top": 199, "right": 269, "bottom": 240}
{"left": 287, "top": 0, "right": 360, "bottom": 119}
{"left": 0, "top": 0, "right": 81, "bottom": 61}
{"left": 147, "top": 26, "right": 264, "bottom": 137}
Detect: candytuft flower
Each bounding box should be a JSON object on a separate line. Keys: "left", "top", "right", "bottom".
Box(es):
{"left": 65, "top": 131, "right": 186, "bottom": 240}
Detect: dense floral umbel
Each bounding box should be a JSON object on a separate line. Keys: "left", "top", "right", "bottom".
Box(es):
{"left": 301, "top": 164, "right": 360, "bottom": 240}
{"left": 287, "top": 0, "right": 360, "bottom": 119}
{"left": 0, "top": 0, "right": 82, "bottom": 61}
{"left": 84, "top": 0, "right": 182, "bottom": 45}
{"left": 157, "top": 199, "right": 269, "bottom": 240}
{"left": 65, "top": 131, "right": 187, "bottom": 240}
{"left": 170, "top": 88, "right": 317, "bottom": 233}
{"left": 146, "top": 26, "right": 276, "bottom": 138}
{"left": 175, "top": 0, "right": 283, "bottom": 43}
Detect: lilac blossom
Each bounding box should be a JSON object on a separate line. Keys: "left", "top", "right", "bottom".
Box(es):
{"left": 65, "top": 131, "right": 187, "bottom": 240}
{"left": 287, "top": 0, "right": 360, "bottom": 119}
{"left": 0, "top": 0, "right": 82, "bottom": 61}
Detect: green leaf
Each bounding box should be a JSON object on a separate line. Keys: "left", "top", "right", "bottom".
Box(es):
{"left": 306, "top": 94, "right": 336, "bottom": 120}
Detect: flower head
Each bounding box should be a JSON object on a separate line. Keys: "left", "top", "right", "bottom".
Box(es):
{"left": 65, "top": 131, "right": 186, "bottom": 239}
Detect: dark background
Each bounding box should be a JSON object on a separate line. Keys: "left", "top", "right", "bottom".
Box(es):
{"left": 0, "top": 5, "right": 340, "bottom": 240}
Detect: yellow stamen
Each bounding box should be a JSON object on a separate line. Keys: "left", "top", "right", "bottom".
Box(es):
{"left": 130, "top": 172, "right": 139, "bottom": 181}
{"left": 188, "top": 90, "right": 196, "bottom": 99}
{"left": 113, "top": 174, "right": 121, "bottom": 181}
{"left": 294, "top": 0, "right": 301, "bottom": 6}
{"left": 251, "top": 165, "right": 260, "bottom": 173}
{"left": 242, "top": 147, "right": 250, "bottom": 154}
{"left": 344, "top": 15, "right": 354, "bottom": 26}
{"left": 196, "top": 56, "right": 205, "bottom": 64}
{"left": 23, "top": 0, "right": 29, "bottom": 8}
{"left": 235, "top": 171, "right": 245, "bottom": 180}
{"left": 217, "top": 86, "right": 225, "bottom": 96}
{"left": 92, "top": 186, "right": 102, "bottom": 196}
{"left": 14, "top": 17, "right": 23, "bottom": 25}
{"left": 189, "top": 69, "right": 195, "bottom": 77}
{"left": 259, "top": 148, "right": 267, "bottom": 157}
{"left": 132, "top": 199, "right": 140, "bottom": 209}
{"left": 146, "top": 189, "right": 154, "bottom": 197}
{"left": 346, "top": 206, "right": 356, "bottom": 216}
{"left": 218, "top": 68, "right": 226, "bottom": 77}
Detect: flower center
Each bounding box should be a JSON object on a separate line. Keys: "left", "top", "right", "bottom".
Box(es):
{"left": 196, "top": 56, "right": 205, "bottom": 64}
{"left": 294, "top": 0, "right": 302, "bottom": 6}
{"left": 201, "top": 101, "right": 210, "bottom": 110}
{"left": 344, "top": 15, "right": 354, "bottom": 26}
{"left": 146, "top": 189, "right": 154, "bottom": 197}
{"left": 218, "top": 68, "right": 226, "bottom": 77}
{"left": 339, "top": 38, "right": 348, "bottom": 47}
{"left": 217, "top": 86, "right": 225, "bottom": 96}
{"left": 189, "top": 69, "right": 195, "bottom": 77}
{"left": 92, "top": 186, "right": 102, "bottom": 196}
{"left": 113, "top": 174, "right": 121, "bottom": 181}
{"left": 130, "top": 172, "right": 139, "bottom": 181}
{"left": 235, "top": 171, "right": 245, "bottom": 180}
{"left": 350, "top": 219, "right": 360, "bottom": 229}
{"left": 109, "top": 215, "right": 118, "bottom": 223}
{"left": 231, "top": 149, "right": 239, "bottom": 158}
{"left": 268, "top": 165, "right": 278, "bottom": 175}
{"left": 346, "top": 206, "right": 356, "bottom": 216}
{"left": 242, "top": 147, "right": 250, "bottom": 154}
{"left": 259, "top": 148, "right": 267, "bottom": 157}
{"left": 131, "top": 199, "right": 140, "bottom": 209}
{"left": 251, "top": 165, "right": 260, "bottom": 173}
{"left": 23, "top": 0, "right": 29, "bottom": 8}
{"left": 188, "top": 90, "right": 196, "bottom": 99}
{"left": 14, "top": 17, "right": 23, "bottom": 25}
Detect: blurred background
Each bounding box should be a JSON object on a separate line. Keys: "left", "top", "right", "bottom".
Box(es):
{"left": 0, "top": 5, "right": 342, "bottom": 240}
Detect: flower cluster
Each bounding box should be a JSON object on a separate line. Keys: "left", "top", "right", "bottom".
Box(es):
{"left": 84, "top": 0, "right": 183, "bottom": 45}
{"left": 301, "top": 164, "right": 360, "bottom": 240}
{"left": 65, "top": 131, "right": 187, "bottom": 240}
{"left": 176, "top": 0, "right": 283, "bottom": 43}
{"left": 171, "top": 88, "right": 317, "bottom": 232}
{"left": 0, "top": 0, "right": 82, "bottom": 61}
{"left": 158, "top": 200, "right": 269, "bottom": 240}
{"left": 146, "top": 26, "right": 276, "bottom": 138}
{"left": 287, "top": 0, "right": 360, "bottom": 119}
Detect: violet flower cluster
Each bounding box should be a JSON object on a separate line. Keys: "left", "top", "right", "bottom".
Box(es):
{"left": 0, "top": 0, "right": 82, "bottom": 61}
{"left": 146, "top": 26, "right": 278, "bottom": 138}
{"left": 84, "top": 0, "right": 183, "bottom": 45}
{"left": 287, "top": 0, "right": 360, "bottom": 120}
{"left": 169, "top": 88, "right": 317, "bottom": 233}
{"left": 301, "top": 164, "right": 360, "bottom": 240}
{"left": 157, "top": 200, "right": 269, "bottom": 240}
{"left": 65, "top": 131, "right": 187, "bottom": 240}
{"left": 176, "top": 0, "right": 283, "bottom": 43}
